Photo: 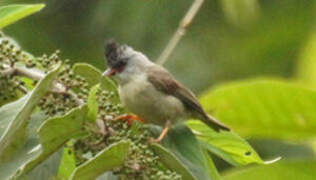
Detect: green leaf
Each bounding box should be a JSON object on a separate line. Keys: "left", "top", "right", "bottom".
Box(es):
{"left": 73, "top": 63, "right": 119, "bottom": 102}
{"left": 0, "top": 65, "right": 61, "bottom": 179}
{"left": 203, "top": 150, "right": 221, "bottom": 180}
{"left": 21, "top": 148, "right": 63, "bottom": 180}
{"left": 72, "top": 63, "right": 117, "bottom": 90}
{"left": 58, "top": 147, "right": 77, "bottom": 180}
{"left": 151, "top": 144, "right": 196, "bottom": 180}
{"left": 87, "top": 84, "right": 100, "bottom": 122}
{"left": 223, "top": 160, "right": 316, "bottom": 180}
{"left": 73, "top": 63, "right": 103, "bottom": 88}
{"left": 0, "top": 4, "right": 45, "bottom": 29}
{"left": 0, "top": 105, "right": 88, "bottom": 179}
{"left": 151, "top": 124, "right": 220, "bottom": 180}
{"left": 297, "top": 32, "right": 316, "bottom": 88}
{"left": 70, "top": 141, "right": 131, "bottom": 180}
{"left": 22, "top": 105, "right": 89, "bottom": 174}
{"left": 200, "top": 79, "right": 316, "bottom": 140}
{"left": 186, "top": 120, "right": 263, "bottom": 166}
{"left": 0, "top": 64, "right": 60, "bottom": 160}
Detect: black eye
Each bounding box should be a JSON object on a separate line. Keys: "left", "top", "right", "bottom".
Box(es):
{"left": 114, "top": 60, "right": 127, "bottom": 69}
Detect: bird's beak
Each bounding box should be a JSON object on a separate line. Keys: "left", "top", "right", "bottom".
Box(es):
{"left": 102, "top": 68, "right": 117, "bottom": 77}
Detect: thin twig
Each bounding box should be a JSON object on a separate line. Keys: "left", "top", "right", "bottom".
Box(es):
{"left": 14, "top": 81, "right": 28, "bottom": 94}
{"left": 156, "top": 0, "right": 204, "bottom": 65}
{"left": 0, "top": 67, "right": 15, "bottom": 76}
{"left": 15, "top": 66, "right": 45, "bottom": 80}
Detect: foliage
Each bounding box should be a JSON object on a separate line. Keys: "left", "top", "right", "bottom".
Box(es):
{"left": 186, "top": 121, "right": 263, "bottom": 166}
{"left": 297, "top": 32, "right": 316, "bottom": 87}
{"left": 223, "top": 160, "right": 316, "bottom": 180}
{"left": 151, "top": 125, "right": 220, "bottom": 180}
{"left": 70, "top": 141, "right": 131, "bottom": 180}
{"left": 0, "top": 4, "right": 45, "bottom": 29}
{"left": 199, "top": 79, "right": 316, "bottom": 140}
{"left": 1, "top": 2, "right": 316, "bottom": 180}
{"left": 0, "top": 66, "right": 61, "bottom": 179}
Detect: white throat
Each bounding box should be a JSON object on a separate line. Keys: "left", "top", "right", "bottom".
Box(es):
{"left": 112, "top": 51, "right": 154, "bottom": 85}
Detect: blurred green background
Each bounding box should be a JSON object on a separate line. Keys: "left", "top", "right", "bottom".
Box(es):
{"left": 1, "top": 0, "right": 316, "bottom": 178}
{"left": 2, "top": 0, "right": 315, "bottom": 93}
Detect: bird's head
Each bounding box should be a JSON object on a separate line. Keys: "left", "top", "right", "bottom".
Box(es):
{"left": 103, "top": 40, "right": 152, "bottom": 84}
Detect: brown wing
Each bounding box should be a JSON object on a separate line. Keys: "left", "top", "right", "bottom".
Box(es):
{"left": 146, "top": 65, "right": 230, "bottom": 131}
{"left": 146, "top": 65, "right": 207, "bottom": 118}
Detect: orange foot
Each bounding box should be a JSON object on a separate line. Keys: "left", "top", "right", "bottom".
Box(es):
{"left": 115, "top": 114, "right": 145, "bottom": 126}
{"left": 148, "top": 121, "right": 171, "bottom": 143}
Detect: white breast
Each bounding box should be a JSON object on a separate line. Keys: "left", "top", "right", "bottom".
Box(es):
{"left": 119, "top": 74, "right": 186, "bottom": 126}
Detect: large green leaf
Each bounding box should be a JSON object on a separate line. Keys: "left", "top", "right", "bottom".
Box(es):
{"left": 0, "top": 64, "right": 61, "bottom": 160}
{"left": 297, "top": 32, "right": 316, "bottom": 88}
{"left": 21, "top": 149, "right": 63, "bottom": 180}
{"left": 70, "top": 141, "right": 131, "bottom": 180}
{"left": 0, "top": 105, "right": 88, "bottom": 179}
{"left": 223, "top": 160, "right": 316, "bottom": 180}
{"left": 18, "top": 112, "right": 62, "bottom": 180}
{"left": 200, "top": 79, "right": 316, "bottom": 140}
{"left": 0, "top": 4, "right": 45, "bottom": 29}
{"left": 186, "top": 120, "right": 263, "bottom": 166}
{"left": 0, "top": 65, "right": 61, "bottom": 179}
{"left": 151, "top": 124, "right": 220, "bottom": 180}
{"left": 22, "top": 105, "right": 89, "bottom": 174}
{"left": 1, "top": 112, "right": 63, "bottom": 180}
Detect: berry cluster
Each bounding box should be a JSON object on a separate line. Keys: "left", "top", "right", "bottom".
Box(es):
{"left": 0, "top": 31, "right": 88, "bottom": 115}
{"left": 36, "top": 51, "right": 62, "bottom": 70}
{"left": 110, "top": 123, "right": 182, "bottom": 180}
{"left": 74, "top": 119, "right": 181, "bottom": 180}
{"left": 0, "top": 74, "right": 21, "bottom": 102}
{"left": 36, "top": 58, "right": 90, "bottom": 116}
{"left": 0, "top": 32, "right": 26, "bottom": 66}
{"left": 38, "top": 93, "right": 78, "bottom": 116}
{"left": 98, "top": 89, "right": 122, "bottom": 116}
{"left": 0, "top": 32, "right": 31, "bottom": 102}
{"left": 72, "top": 89, "right": 181, "bottom": 179}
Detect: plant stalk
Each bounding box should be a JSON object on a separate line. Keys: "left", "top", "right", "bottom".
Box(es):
{"left": 156, "top": 0, "right": 204, "bottom": 65}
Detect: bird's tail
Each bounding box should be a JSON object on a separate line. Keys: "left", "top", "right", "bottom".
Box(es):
{"left": 201, "top": 114, "right": 230, "bottom": 132}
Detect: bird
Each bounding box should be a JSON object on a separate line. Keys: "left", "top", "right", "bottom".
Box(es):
{"left": 102, "top": 40, "right": 230, "bottom": 143}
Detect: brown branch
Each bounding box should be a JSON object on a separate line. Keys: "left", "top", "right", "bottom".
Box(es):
{"left": 1, "top": 64, "right": 84, "bottom": 105}
{"left": 156, "top": 0, "right": 204, "bottom": 65}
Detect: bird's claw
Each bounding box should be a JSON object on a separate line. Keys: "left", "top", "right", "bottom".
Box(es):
{"left": 148, "top": 125, "right": 170, "bottom": 144}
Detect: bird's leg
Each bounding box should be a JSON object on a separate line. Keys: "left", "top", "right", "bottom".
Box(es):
{"left": 149, "top": 121, "right": 171, "bottom": 143}
{"left": 115, "top": 114, "right": 145, "bottom": 126}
